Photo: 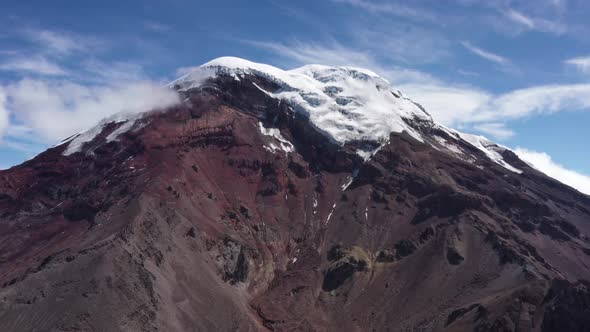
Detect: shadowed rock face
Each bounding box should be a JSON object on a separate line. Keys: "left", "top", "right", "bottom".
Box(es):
{"left": 1, "top": 73, "right": 590, "bottom": 332}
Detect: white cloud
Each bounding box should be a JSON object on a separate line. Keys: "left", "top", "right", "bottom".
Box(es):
{"left": 245, "top": 39, "right": 443, "bottom": 87}
{"left": 478, "top": 84, "right": 590, "bottom": 122}
{"left": 23, "top": 29, "right": 101, "bottom": 55}
{"left": 81, "top": 60, "right": 147, "bottom": 83}
{"left": 330, "top": 0, "right": 437, "bottom": 21}
{"left": 515, "top": 148, "right": 590, "bottom": 195}
{"left": 0, "top": 27, "right": 182, "bottom": 166}
{"left": 565, "top": 55, "right": 590, "bottom": 74}
{"left": 396, "top": 83, "right": 491, "bottom": 126}
{"left": 32, "top": 30, "right": 82, "bottom": 54}
{"left": 144, "top": 21, "right": 171, "bottom": 33}
{"left": 0, "top": 139, "right": 42, "bottom": 154}
{"left": 0, "top": 56, "right": 68, "bottom": 76}
{"left": 5, "top": 79, "right": 179, "bottom": 141}
{"left": 503, "top": 9, "right": 566, "bottom": 35}
{"left": 472, "top": 122, "right": 515, "bottom": 139}
{"left": 355, "top": 27, "right": 450, "bottom": 64}
{"left": 403, "top": 81, "right": 590, "bottom": 135}
{"left": 0, "top": 88, "right": 9, "bottom": 138}
{"left": 461, "top": 41, "right": 509, "bottom": 65}
{"left": 505, "top": 9, "right": 535, "bottom": 29}
{"left": 245, "top": 40, "right": 378, "bottom": 68}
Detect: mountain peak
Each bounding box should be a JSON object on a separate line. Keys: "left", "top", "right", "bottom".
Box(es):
{"left": 62, "top": 57, "right": 523, "bottom": 174}
{"left": 172, "top": 57, "right": 433, "bottom": 158}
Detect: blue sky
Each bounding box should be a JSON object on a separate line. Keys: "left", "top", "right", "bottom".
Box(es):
{"left": 1, "top": 0, "right": 590, "bottom": 191}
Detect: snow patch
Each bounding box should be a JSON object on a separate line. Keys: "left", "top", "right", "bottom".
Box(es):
{"left": 325, "top": 203, "right": 337, "bottom": 225}
{"left": 341, "top": 177, "right": 354, "bottom": 191}
{"left": 455, "top": 131, "right": 522, "bottom": 174}
{"left": 64, "top": 113, "right": 144, "bottom": 156}
{"left": 258, "top": 122, "right": 294, "bottom": 154}
{"left": 433, "top": 136, "right": 464, "bottom": 155}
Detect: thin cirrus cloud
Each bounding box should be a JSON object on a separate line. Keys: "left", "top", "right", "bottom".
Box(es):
{"left": 461, "top": 41, "right": 509, "bottom": 65}
{"left": 354, "top": 27, "right": 450, "bottom": 64}
{"left": 243, "top": 40, "right": 378, "bottom": 68}
{"left": 565, "top": 56, "right": 590, "bottom": 74}
{"left": 329, "top": 0, "right": 437, "bottom": 22}
{"left": 503, "top": 9, "right": 566, "bottom": 35}
{"left": 504, "top": 9, "right": 535, "bottom": 29}
{"left": 243, "top": 39, "right": 446, "bottom": 84}
{"left": 0, "top": 56, "right": 68, "bottom": 76}
{"left": 0, "top": 88, "right": 9, "bottom": 138}
{"left": 144, "top": 21, "right": 172, "bottom": 33}
{"left": 0, "top": 28, "right": 104, "bottom": 77}
{"left": 22, "top": 28, "right": 103, "bottom": 55}
{"left": 472, "top": 122, "right": 515, "bottom": 139}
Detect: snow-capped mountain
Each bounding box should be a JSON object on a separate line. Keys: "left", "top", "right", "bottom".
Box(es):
{"left": 65, "top": 56, "right": 523, "bottom": 173}
{"left": 1, "top": 57, "right": 590, "bottom": 331}
{"left": 172, "top": 57, "right": 522, "bottom": 169}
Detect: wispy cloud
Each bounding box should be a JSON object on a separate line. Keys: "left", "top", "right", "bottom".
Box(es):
{"left": 6, "top": 79, "right": 179, "bottom": 141}
{"left": 0, "top": 138, "right": 44, "bottom": 154}
{"left": 244, "top": 39, "right": 441, "bottom": 86}
{"left": 505, "top": 9, "right": 535, "bottom": 29}
{"left": 0, "top": 27, "right": 179, "bottom": 155}
{"left": 473, "top": 122, "right": 515, "bottom": 139}
{"left": 81, "top": 60, "right": 147, "bottom": 83}
{"left": 504, "top": 9, "right": 566, "bottom": 35}
{"left": 479, "top": 84, "right": 590, "bottom": 121}
{"left": 397, "top": 83, "right": 491, "bottom": 126}
{"left": 0, "top": 50, "right": 20, "bottom": 55}
{"left": 0, "top": 28, "right": 107, "bottom": 77}
{"left": 330, "top": 0, "right": 437, "bottom": 21}
{"left": 406, "top": 82, "right": 590, "bottom": 134}
{"left": 565, "top": 55, "right": 590, "bottom": 73}
{"left": 461, "top": 41, "right": 509, "bottom": 65}
{"left": 244, "top": 40, "right": 377, "bottom": 68}
{"left": 515, "top": 148, "right": 590, "bottom": 195}
{"left": 0, "top": 56, "right": 68, "bottom": 76}
{"left": 355, "top": 27, "right": 450, "bottom": 64}
{"left": 245, "top": 40, "right": 590, "bottom": 141}
{"left": 0, "top": 88, "right": 9, "bottom": 138}
{"left": 23, "top": 28, "right": 102, "bottom": 55}
{"left": 144, "top": 21, "right": 171, "bottom": 33}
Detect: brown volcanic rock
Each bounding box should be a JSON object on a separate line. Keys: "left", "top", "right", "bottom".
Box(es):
{"left": 0, "top": 72, "right": 590, "bottom": 332}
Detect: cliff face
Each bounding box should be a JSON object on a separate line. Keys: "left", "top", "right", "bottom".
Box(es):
{"left": 1, "top": 64, "right": 590, "bottom": 332}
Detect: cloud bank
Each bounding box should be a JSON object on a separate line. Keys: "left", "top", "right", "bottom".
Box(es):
{"left": 6, "top": 79, "right": 179, "bottom": 141}
{"left": 0, "top": 28, "right": 180, "bottom": 156}
{"left": 515, "top": 148, "right": 590, "bottom": 195}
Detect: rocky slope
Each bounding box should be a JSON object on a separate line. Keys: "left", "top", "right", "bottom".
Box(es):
{"left": 1, "top": 58, "right": 590, "bottom": 331}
